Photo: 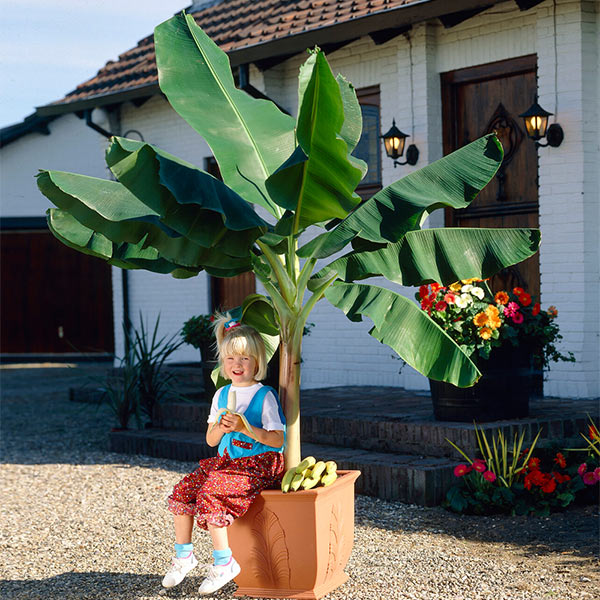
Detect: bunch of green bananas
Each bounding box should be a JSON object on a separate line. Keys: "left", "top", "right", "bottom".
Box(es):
{"left": 280, "top": 456, "right": 338, "bottom": 492}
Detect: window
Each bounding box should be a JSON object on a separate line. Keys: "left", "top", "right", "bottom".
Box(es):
{"left": 354, "top": 85, "right": 382, "bottom": 200}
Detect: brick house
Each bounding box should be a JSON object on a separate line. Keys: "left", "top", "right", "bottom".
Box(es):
{"left": 1, "top": 0, "right": 598, "bottom": 399}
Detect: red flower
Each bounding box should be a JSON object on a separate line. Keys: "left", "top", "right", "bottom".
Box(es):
{"left": 532, "top": 303, "right": 541, "bottom": 316}
{"left": 553, "top": 452, "right": 566, "bottom": 469}
{"left": 453, "top": 464, "right": 472, "bottom": 477}
{"left": 513, "top": 287, "right": 525, "bottom": 296}
{"left": 435, "top": 301, "right": 448, "bottom": 312}
{"left": 419, "top": 285, "right": 430, "bottom": 299}
{"left": 472, "top": 459, "right": 487, "bottom": 473}
{"left": 519, "top": 292, "right": 532, "bottom": 306}
{"left": 431, "top": 283, "right": 442, "bottom": 294}
{"left": 444, "top": 293, "right": 456, "bottom": 304}
{"left": 483, "top": 470, "right": 497, "bottom": 482}
{"left": 583, "top": 472, "right": 598, "bottom": 486}
{"left": 594, "top": 468, "right": 600, "bottom": 482}
{"left": 420, "top": 297, "right": 433, "bottom": 313}
{"left": 541, "top": 478, "right": 557, "bottom": 494}
{"left": 578, "top": 463, "right": 588, "bottom": 476}
{"left": 511, "top": 312, "right": 524, "bottom": 324}
{"left": 589, "top": 425, "right": 600, "bottom": 441}
{"left": 528, "top": 457, "right": 541, "bottom": 471}
{"left": 209, "top": 315, "right": 215, "bottom": 322}
{"left": 552, "top": 471, "right": 569, "bottom": 484}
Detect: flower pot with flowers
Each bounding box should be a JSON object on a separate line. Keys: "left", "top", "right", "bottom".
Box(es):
{"left": 181, "top": 314, "right": 218, "bottom": 397}
{"left": 417, "top": 280, "right": 574, "bottom": 421}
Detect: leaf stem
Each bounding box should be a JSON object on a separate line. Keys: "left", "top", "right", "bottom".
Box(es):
{"left": 257, "top": 239, "right": 295, "bottom": 306}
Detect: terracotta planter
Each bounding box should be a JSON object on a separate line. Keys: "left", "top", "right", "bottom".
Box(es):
{"left": 228, "top": 470, "right": 361, "bottom": 599}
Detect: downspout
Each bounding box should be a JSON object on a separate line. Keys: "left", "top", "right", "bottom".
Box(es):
{"left": 83, "top": 107, "right": 131, "bottom": 356}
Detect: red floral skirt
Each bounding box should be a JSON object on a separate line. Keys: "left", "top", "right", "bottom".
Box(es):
{"left": 167, "top": 449, "right": 284, "bottom": 530}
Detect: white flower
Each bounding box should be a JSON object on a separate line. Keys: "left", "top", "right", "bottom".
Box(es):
{"left": 461, "top": 284, "right": 473, "bottom": 293}
{"left": 471, "top": 286, "right": 485, "bottom": 300}
{"left": 455, "top": 294, "right": 472, "bottom": 308}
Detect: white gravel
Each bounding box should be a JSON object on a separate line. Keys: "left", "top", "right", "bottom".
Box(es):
{"left": 1, "top": 364, "right": 598, "bottom": 600}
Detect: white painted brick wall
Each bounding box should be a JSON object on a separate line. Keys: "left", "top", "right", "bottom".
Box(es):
{"left": 0, "top": 113, "right": 108, "bottom": 217}
{"left": 5, "top": 1, "right": 596, "bottom": 398}
{"left": 110, "top": 96, "right": 215, "bottom": 362}
{"left": 115, "top": 0, "right": 598, "bottom": 397}
{"left": 535, "top": 0, "right": 599, "bottom": 398}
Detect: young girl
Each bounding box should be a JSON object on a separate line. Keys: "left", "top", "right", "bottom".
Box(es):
{"left": 162, "top": 314, "right": 285, "bottom": 595}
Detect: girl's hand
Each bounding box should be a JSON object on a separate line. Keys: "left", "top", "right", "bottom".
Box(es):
{"left": 220, "top": 413, "right": 243, "bottom": 433}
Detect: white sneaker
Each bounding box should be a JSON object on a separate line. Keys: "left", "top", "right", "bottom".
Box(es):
{"left": 162, "top": 553, "right": 198, "bottom": 588}
{"left": 198, "top": 558, "right": 241, "bottom": 595}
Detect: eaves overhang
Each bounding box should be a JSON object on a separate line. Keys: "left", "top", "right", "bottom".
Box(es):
{"left": 36, "top": 0, "right": 503, "bottom": 118}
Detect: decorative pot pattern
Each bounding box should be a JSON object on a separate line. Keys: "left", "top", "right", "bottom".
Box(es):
{"left": 228, "top": 470, "right": 361, "bottom": 599}
{"left": 250, "top": 507, "right": 291, "bottom": 588}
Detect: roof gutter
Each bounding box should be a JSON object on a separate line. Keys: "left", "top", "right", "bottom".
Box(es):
{"left": 226, "top": 0, "right": 502, "bottom": 66}
{"left": 36, "top": 0, "right": 503, "bottom": 117}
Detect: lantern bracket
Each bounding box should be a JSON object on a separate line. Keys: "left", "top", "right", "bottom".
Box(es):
{"left": 535, "top": 123, "right": 564, "bottom": 148}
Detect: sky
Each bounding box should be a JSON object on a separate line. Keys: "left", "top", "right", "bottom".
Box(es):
{"left": 0, "top": 0, "right": 191, "bottom": 128}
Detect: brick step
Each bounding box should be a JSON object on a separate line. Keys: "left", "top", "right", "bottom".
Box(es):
{"left": 108, "top": 428, "right": 455, "bottom": 506}
{"left": 150, "top": 401, "right": 588, "bottom": 459}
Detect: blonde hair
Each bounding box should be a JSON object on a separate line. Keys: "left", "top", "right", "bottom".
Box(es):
{"left": 213, "top": 312, "right": 267, "bottom": 381}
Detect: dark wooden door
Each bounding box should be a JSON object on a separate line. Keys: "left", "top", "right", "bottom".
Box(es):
{"left": 1, "top": 230, "right": 114, "bottom": 354}
{"left": 442, "top": 55, "right": 540, "bottom": 297}
{"left": 211, "top": 271, "right": 256, "bottom": 312}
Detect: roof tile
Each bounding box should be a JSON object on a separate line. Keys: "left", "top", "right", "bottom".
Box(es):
{"left": 53, "top": 0, "right": 424, "bottom": 107}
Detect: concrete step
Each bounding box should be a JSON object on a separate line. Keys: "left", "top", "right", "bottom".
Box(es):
{"left": 108, "top": 428, "right": 455, "bottom": 506}
{"left": 149, "top": 401, "right": 591, "bottom": 459}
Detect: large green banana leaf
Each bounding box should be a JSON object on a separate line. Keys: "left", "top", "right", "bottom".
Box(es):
{"left": 47, "top": 208, "right": 199, "bottom": 278}
{"left": 106, "top": 136, "right": 267, "bottom": 258}
{"left": 37, "top": 170, "right": 252, "bottom": 274}
{"left": 298, "top": 134, "right": 503, "bottom": 259}
{"left": 314, "top": 227, "right": 541, "bottom": 287}
{"left": 325, "top": 282, "right": 480, "bottom": 387}
{"left": 154, "top": 13, "right": 296, "bottom": 216}
{"left": 265, "top": 50, "right": 363, "bottom": 230}
{"left": 336, "top": 74, "right": 363, "bottom": 154}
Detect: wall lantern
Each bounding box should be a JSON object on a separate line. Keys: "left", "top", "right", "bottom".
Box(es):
{"left": 381, "top": 119, "right": 419, "bottom": 167}
{"left": 518, "top": 99, "right": 563, "bottom": 148}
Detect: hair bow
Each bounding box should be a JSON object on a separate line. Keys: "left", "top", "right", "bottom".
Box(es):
{"left": 224, "top": 319, "right": 241, "bottom": 331}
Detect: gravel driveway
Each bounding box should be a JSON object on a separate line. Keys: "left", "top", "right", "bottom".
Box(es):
{"left": 1, "top": 364, "right": 598, "bottom": 600}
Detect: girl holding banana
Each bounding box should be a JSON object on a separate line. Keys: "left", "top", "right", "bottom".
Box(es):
{"left": 162, "top": 314, "right": 285, "bottom": 595}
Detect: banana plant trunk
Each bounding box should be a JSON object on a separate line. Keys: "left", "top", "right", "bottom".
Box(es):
{"left": 279, "top": 336, "right": 302, "bottom": 469}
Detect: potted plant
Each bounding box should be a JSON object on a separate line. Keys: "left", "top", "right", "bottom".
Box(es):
{"left": 181, "top": 313, "right": 217, "bottom": 397}
{"left": 418, "top": 281, "right": 575, "bottom": 421}
{"left": 36, "top": 12, "right": 542, "bottom": 598}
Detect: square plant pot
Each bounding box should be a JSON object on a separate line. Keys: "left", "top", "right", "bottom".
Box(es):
{"left": 228, "top": 470, "right": 361, "bottom": 599}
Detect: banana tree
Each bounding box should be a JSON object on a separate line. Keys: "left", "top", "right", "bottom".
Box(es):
{"left": 36, "top": 13, "right": 540, "bottom": 468}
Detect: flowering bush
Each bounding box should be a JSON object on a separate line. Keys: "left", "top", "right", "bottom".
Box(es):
{"left": 444, "top": 424, "right": 599, "bottom": 516}
{"left": 181, "top": 314, "right": 215, "bottom": 348}
{"left": 416, "top": 280, "right": 574, "bottom": 369}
